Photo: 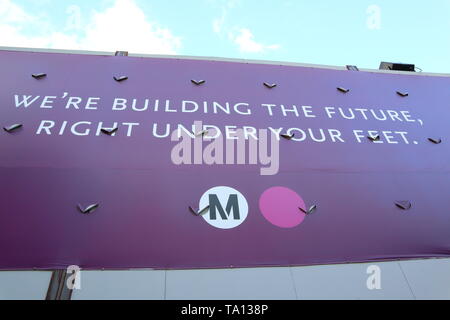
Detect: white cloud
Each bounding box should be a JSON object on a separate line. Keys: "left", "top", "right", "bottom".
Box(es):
{"left": 0, "top": 0, "right": 30, "bottom": 23}
{"left": 229, "top": 28, "right": 280, "bottom": 53}
{"left": 212, "top": 14, "right": 225, "bottom": 33}
{"left": 0, "top": 0, "right": 181, "bottom": 54}
{"left": 210, "top": 1, "right": 280, "bottom": 53}
{"left": 211, "top": 0, "right": 240, "bottom": 34}
{"left": 81, "top": 0, "right": 181, "bottom": 54}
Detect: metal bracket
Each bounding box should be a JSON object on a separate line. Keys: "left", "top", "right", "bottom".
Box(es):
{"left": 189, "top": 205, "right": 210, "bottom": 216}
{"left": 32, "top": 73, "right": 47, "bottom": 79}
{"left": 299, "top": 205, "right": 317, "bottom": 215}
{"left": 263, "top": 82, "right": 277, "bottom": 89}
{"left": 101, "top": 127, "right": 118, "bottom": 135}
{"left": 191, "top": 79, "right": 206, "bottom": 86}
{"left": 396, "top": 91, "right": 409, "bottom": 97}
{"left": 3, "top": 124, "right": 23, "bottom": 133}
{"left": 114, "top": 51, "right": 128, "bottom": 56}
{"left": 395, "top": 201, "right": 412, "bottom": 210}
{"left": 337, "top": 87, "right": 350, "bottom": 93}
{"left": 367, "top": 134, "right": 381, "bottom": 142}
{"left": 346, "top": 65, "right": 359, "bottom": 71}
{"left": 280, "top": 133, "right": 294, "bottom": 140}
{"left": 428, "top": 138, "right": 442, "bottom": 144}
{"left": 195, "top": 129, "right": 208, "bottom": 137}
{"left": 77, "top": 203, "right": 99, "bottom": 214}
{"left": 113, "top": 76, "right": 128, "bottom": 82}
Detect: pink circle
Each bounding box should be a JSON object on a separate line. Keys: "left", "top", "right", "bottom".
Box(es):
{"left": 259, "top": 186, "right": 306, "bottom": 228}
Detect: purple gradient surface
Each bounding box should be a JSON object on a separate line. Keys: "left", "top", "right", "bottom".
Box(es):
{"left": 0, "top": 49, "right": 449, "bottom": 270}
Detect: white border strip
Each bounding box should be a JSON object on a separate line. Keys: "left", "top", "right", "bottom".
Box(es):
{"left": 1, "top": 45, "right": 449, "bottom": 78}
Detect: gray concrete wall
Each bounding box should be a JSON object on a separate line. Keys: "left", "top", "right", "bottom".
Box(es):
{"left": 1, "top": 258, "right": 449, "bottom": 300}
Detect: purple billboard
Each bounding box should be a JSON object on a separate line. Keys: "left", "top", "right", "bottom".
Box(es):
{"left": 0, "top": 49, "right": 449, "bottom": 270}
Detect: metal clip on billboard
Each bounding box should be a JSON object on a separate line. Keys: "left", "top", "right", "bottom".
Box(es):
{"left": 0, "top": 48, "right": 449, "bottom": 270}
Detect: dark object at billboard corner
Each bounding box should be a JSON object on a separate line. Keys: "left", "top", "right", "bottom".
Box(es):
{"left": 114, "top": 51, "right": 128, "bottom": 56}
{"left": 346, "top": 65, "right": 359, "bottom": 71}
{"left": 379, "top": 62, "right": 415, "bottom": 72}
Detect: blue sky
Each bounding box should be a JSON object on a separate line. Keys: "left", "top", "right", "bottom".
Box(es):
{"left": 1, "top": 0, "right": 450, "bottom": 73}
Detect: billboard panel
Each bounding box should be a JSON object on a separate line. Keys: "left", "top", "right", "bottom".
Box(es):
{"left": 1, "top": 49, "right": 449, "bottom": 269}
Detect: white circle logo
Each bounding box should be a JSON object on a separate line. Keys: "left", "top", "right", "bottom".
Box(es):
{"left": 199, "top": 186, "right": 249, "bottom": 229}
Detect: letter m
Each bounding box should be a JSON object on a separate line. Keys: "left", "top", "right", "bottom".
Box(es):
{"left": 209, "top": 194, "right": 240, "bottom": 220}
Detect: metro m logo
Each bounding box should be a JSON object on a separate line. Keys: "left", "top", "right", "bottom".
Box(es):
{"left": 200, "top": 186, "right": 249, "bottom": 229}
{"left": 209, "top": 194, "right": 240, "bottom": 220}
